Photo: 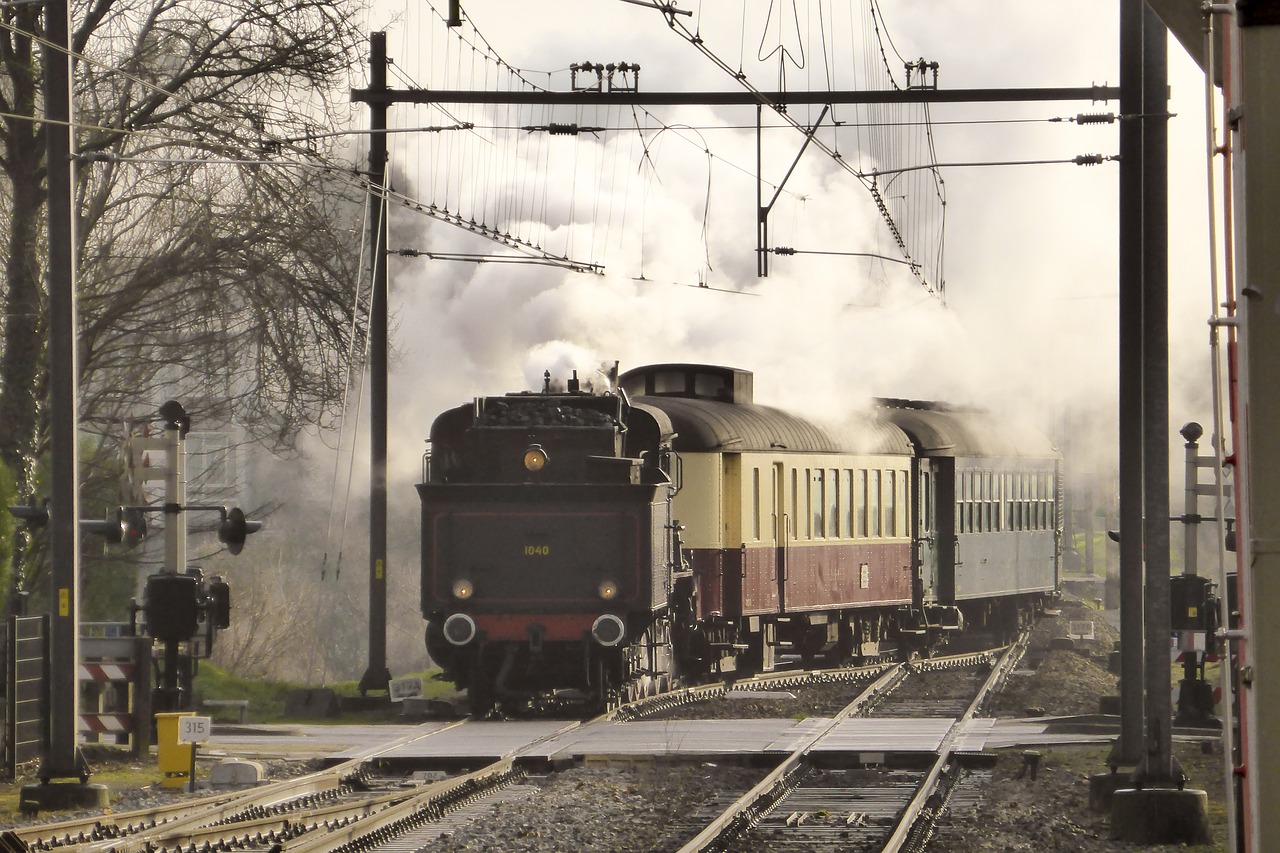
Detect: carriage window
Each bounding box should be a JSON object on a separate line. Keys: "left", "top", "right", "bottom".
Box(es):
{"left": 897, "top": 470, "right": 909, "bottom": 537}
{"left": 970, "top": 471, "right": 979, "bottom": 534}
{"left": 983, "top": 471, "right": 994, "bottom": 533}
{"left": 969, "top": 472, "right": 977, "bottom": 534}
{"left": 1045, "top": 473, "right": 1056, "bottom": 529}
{"left": 869, "top": 470, "right": 882, "bottom": 537}
{"left": 791, "top": 468, "right": 799, "bottom": 540}
{"left": 752, "top": 468, "right": 761, "bottom": 541}
{"left": 1020, "top": 473, "right": 1029, "bottom": 530}
{"left": 856, "top": 470, "right": 868, "bottom": 537}
{"left": 1005, "top": 473, "right": 1014, "bottom": 530}
{"left": 1039, "top": 472, "right": 1051, "bottom": 529}
{"left": 884, "top": 470, "right": 896, "bottom": 537}
{"left": 993, "top": 471, "right": 1003, "bottom": 532}
{"left": 923, "top": 470, "right": 933, "bottom": 532}
{"left": 828, "top": 469, "right": 840, "bottom": 539}
{"left": 842, "top": 470, "right": 854, "bottom": 538}
{"left": 1028, "top": 473, "right": 1036, "bottom": 530}
{"left": 1011, "top": 475, "right": 1018, "bottom": 529}
{"left": 974, "top": 471, "right": 983, "bottom": 533}
{"left": 883, "top": 471, "right": 894, "bottom": 537}
{"left": 811, "top": 469, "right": 824, "bottom": 538}
{"left": 1030, "top": 473, "right": 1039, "bottom": 530}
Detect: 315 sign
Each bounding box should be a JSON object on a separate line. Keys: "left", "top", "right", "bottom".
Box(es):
{"left": 178, "top": 715, "right": 212, "bottom": 743}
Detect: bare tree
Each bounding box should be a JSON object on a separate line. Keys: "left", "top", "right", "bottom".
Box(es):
{"left": 206, "top": 548, "right": 312, "bottom": 679}
{"left": 0, "top": 0, "right": 370, "bottom": 601}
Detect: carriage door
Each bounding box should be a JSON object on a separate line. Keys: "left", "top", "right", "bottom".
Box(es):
{"left": 915, "top": 459, "right": 939, "bottom": 608}
{"left": 773, "top": 462, "right": 788, "bottom": 612}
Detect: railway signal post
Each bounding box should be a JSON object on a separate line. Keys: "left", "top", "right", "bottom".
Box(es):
{"left": 126, "top": 402, "right": 259, "bottom": 712}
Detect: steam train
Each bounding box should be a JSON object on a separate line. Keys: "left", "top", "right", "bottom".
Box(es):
{"left": 419, "top": 363, "right": 1061, "bottom": 714}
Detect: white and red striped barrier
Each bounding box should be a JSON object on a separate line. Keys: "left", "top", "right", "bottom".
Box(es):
{"left": 79, "top": 662, "right": 135, "bottom": 682}
{"left": 79, "top": 713, "right": 133, "bottom": 733}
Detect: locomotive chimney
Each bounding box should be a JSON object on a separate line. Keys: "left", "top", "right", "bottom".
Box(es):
{"left": 568, "top": 370, "right": 580, "bottom": 393}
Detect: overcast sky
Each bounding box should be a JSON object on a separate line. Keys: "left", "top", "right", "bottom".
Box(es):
{"left": 331, "top": 0, "right": 1218, "bottom": 484}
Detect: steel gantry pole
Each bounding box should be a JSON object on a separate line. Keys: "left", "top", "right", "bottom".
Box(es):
{"left": 26, "top": 0, "right": 111, "bottom": 810}
{"left": 358, "top": 31, "right": 391, "bottom": 698}
{"left": 1110, "top": 4, "right": 1211, "bottom": 845}
{"left": 42, "top": 0, "right": 85, "bottom": 785}
{"left": 1115, "top": 0, "right": 1146, "bottom": 771}
{"left": 1139, "top": 1, "right": 1173, "bottom": 787}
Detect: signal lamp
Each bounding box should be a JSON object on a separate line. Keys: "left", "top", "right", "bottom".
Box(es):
{"left": 523, "top": 444, "right": 549, "bottom": 472}
{"left": 122, "top": 507, "right": 148, "bottom": 549}
{"left": 598, "top": 579, "right": 619, "bottom": 601}
{"left": 217, "top": 506, "right": 262, "bottom": 555}
{"left": 452, "top": 578, "right": 475, "bottom": 600}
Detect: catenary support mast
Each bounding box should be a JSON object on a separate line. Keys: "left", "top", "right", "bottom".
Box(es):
{"left": 43, "top": 0, "right": 85, "bottom": 783}
{"left": 358, "top": 32, "right": 391, "bottom": 697}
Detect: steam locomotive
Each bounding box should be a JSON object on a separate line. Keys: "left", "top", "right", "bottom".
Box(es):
{"left": 419, "top": 363, "right": 1060, "bottom": 714}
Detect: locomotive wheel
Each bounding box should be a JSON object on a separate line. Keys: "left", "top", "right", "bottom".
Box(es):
{"left": 622, "top": 617, "right": 674, "bottom": 701}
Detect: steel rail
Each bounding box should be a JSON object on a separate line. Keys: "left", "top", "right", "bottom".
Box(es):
{"left": 672, "top": 637, "right": 1028, "bottom": 852}
{"left": 15, "top": 721, "right": 473, "bottom": 853}
{"left": 272, "top": 718, "right": 582, "bottom": 853}
{"left": 279, "top": 758, "right": 523, "bottom": 853}
{"left": 11, "top": 791, "right": 246, "bottom": 848}
{"left": 881, "top": 632, "right": 1031, "bottom": 852}
{"left": 46, "top": 766, "right": 372, "bottom": 853}
{"left": 674, "top": 661, "right": 907, "bottom": 852}
{"left": 607, "top": 658, "right": 898, "bottom": 721}
{"left": 611, "top": 646, "right": 1001, "bottom": 722}
{"left": 134, "top": 787, "right": 418, "bottom": 853}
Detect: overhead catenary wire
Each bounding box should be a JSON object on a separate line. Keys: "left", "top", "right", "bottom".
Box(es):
{"left": 320, "top": 189, "right": 375, "bottom": 584}
{"left": 332, "top": 182, "right": 388, "bottom": 584}
{"left": 645, "top": 0, "right": 947, "bottom": 300}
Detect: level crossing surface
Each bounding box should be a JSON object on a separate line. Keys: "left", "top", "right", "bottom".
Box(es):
{"left": 207, "top": 716, "right": 1113, "bottom": 765}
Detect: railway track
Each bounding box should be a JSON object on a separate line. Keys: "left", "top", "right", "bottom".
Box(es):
{"left": 675, "top": 635, "right": 1028, "bottom": 852}
{"left": 6, "top": 638, "right": 1028, "bottom": 853}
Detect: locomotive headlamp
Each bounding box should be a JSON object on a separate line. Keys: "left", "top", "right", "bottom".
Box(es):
{"left": 598, "top": 579, "right": 620, "bottom": 601}
{"left": 591, "top": 614, "right": 626, "bottom": 647}
{"left": 443, "top": 613, "right": 477, "bottom": 646}
{"left": 523, "top": 444, "right": 549, "bottom": 472}
{"left": 452, "top": 578, "right": 475, "bottom": 600}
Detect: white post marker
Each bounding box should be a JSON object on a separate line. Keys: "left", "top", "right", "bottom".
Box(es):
{"left": 388, "top": 677, "right": 423, "bottom": 702}
{"left": 178, "top": 715, "right": 212, "bottom": 792}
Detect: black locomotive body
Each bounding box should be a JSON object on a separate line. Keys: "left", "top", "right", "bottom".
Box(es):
{"left": 419, "top": 372, "right": 679, "bottom": 713}
{"left": 419, "top": 363, "right": 1062, "bottom": 714}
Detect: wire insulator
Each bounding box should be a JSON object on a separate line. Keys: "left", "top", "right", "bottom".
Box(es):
{"left": 1073, "top": 154, "right": 1105, "bottom": 166}
{"left": 773, "top": 246, "right": 796, "bottom": 255}
{"left": 1076, "top": 112, "right": 1117, "bottom": 124}
{"left": 548, "top": 123, "right": 577, "bottom": 135}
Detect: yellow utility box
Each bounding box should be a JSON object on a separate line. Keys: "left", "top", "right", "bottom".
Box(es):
{"left": 155, "top": 711, "right": 195, "bottom": 789}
